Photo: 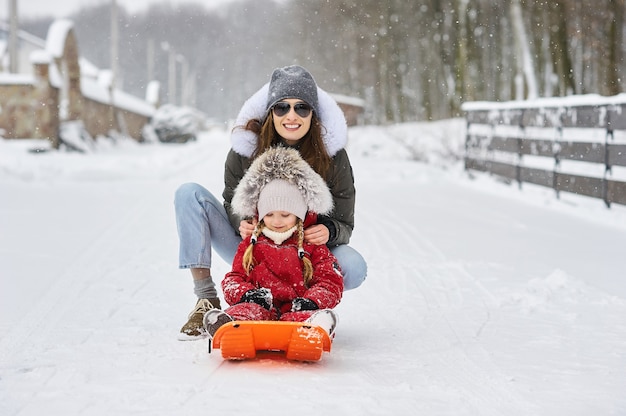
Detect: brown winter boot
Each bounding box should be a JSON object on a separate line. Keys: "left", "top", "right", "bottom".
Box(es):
{"left": 178, "top": 298, "right": 221, "bottom": 340}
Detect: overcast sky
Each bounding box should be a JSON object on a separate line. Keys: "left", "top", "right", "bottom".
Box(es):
{"left": 0, "top": 0, "right": 232, "bottom": 20}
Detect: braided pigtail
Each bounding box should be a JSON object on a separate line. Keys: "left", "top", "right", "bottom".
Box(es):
{"left": 297, "top": 220, "right": 313, "bottom": 287}
{"left": 242, "top": 222, "right": 264, "bottom": 275}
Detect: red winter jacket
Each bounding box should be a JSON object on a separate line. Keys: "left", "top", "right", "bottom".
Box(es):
{"left": 222, "top": 220, "right": 343, "bottom": 315}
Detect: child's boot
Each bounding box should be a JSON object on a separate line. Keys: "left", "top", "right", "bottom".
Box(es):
{"left": 203, "top": 309, "right": 234, "bottom": 339}
{"left": 306, "top": 309, "right": 337, "bottom": 338}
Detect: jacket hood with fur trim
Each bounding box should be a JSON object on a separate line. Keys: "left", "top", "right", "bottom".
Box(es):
{"left": 231, "top": 147, "right": 334, "bottom": 220}
{"left": 230, "top": 83, "right": 348, "bottom": 158}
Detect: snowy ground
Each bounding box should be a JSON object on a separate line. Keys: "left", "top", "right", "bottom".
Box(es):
{"left": 1, "top": 119, "right": 625, "bottom": 415}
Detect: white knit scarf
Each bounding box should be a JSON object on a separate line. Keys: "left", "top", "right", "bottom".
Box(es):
{"left": 261, "top": 225, "right": 297, "bottom": 245}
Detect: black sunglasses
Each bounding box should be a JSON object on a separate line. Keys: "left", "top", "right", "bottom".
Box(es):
{"left": 272, "top": 101, "right": 312, "bottom": 118}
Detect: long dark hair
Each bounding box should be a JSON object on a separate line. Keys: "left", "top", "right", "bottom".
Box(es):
{"left": 241, "top": 113, "right": 331, "bottom": 180}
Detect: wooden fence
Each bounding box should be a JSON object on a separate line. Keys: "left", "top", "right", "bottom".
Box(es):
{"left": 462, "top": 95, "right": 626, "bottom": 207}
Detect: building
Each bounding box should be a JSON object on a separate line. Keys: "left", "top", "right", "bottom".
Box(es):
{"left": 331, "top": 93, "right": 365, "bottom": 126}
{"left": 0, "top": 19, "right": 155, "bottom": 148}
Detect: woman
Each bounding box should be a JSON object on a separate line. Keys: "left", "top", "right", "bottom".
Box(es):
{"left": 175, "top": 65, "right": 366, "bottom": 339}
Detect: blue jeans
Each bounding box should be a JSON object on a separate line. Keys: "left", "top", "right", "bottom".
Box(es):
{"left": 174, "top": 182, "right": 366, "bottom": 290}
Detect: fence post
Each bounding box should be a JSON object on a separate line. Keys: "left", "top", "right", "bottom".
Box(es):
{"left": 553, "top": 124, "right": 562, "bottom": 200}
{"left": 464, "top": 118, "right": 471, "bottom": 172}
{"left": 604, "top": 105, "right": 613, "bottom": 207}
{"left": 516, "top": 109, "right": 525, "bottom": 190}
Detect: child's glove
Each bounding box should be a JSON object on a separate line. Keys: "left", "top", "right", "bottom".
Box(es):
{"left": 291, "top": 297, "right": 318, "bottom": 312}
{"left": 240, "top": 288, "right": 273, "bottom": 310}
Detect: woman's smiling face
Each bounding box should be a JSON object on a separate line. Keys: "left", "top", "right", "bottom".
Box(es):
{"left": 271, "top": 99, "right": 312, "bottom": 145}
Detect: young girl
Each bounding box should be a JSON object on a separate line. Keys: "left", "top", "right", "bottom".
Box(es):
{"left": 203, "top": 147, "right": 343, "bottom": 338}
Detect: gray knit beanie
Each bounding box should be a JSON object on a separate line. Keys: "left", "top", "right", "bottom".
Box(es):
{"left": 266, "top": 65, "right": 319, "bottom": 116}
{"left": 257, "top": 179, "right": 308, "bottom": 220}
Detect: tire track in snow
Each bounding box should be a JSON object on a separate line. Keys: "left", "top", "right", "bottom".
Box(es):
{"left": 411, "top": 264, "right": 538, "bottom": 415}
{"left": 355, "top": 185, "right": 537, "bottom": 414}
{"left": 156, "top": 139, "right": 225, "bottom": 181}
{"left": 0, "top": 201, "right": 148, "bottom": 371}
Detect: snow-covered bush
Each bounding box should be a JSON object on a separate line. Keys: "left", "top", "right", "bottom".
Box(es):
{"left": 148, "top": 104, "right": 205, "bottom": 143}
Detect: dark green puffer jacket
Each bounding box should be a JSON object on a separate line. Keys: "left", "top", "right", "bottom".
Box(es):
{"left": 222, "top": 146, "right": 355, "bottom": 246}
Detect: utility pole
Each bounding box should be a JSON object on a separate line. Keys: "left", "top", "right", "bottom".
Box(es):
{"left": 8, "top": 0, "right": 18, "bottom": 73}
{"left": 110, "top": 0, "right": 118, "bottom": 91}
{"left": 110, "top": 0, "right": 128, "bottom": 135}
{"left": 147, "top": 38, "right": 155, "bottom": 82}
{"left": 160, "top": 42, "right": 176, "bottom": 105}
{"left": 177, "top": 54, "right": 187, "bottom": 106}
{"left": 168, "top": 48, "right": 176, "bottom": 105}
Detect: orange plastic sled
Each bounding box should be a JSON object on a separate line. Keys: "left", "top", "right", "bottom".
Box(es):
{"left": 211, "top": 320, "right": 332, "bottom": 361}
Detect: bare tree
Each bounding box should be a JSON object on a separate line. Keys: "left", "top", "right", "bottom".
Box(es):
{"left": 606, "top": 0, "right": 624, "bottom": 96}
{"left": 18, "top": 0, "right": 626, "bottom": 124}
{"left": 510, "top": 0, "right": 538, "bottom": 99}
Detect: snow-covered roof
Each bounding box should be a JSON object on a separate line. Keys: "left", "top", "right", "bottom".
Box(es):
{"left": 330, "top": 93, "right": 365, "bottom": 108}
{"left": 81, "top": 76, "right": 155, "bottom": 117}
{"left": 1, "top": 18, "right": 154, "bottom": 117}
{"left": 79, "top": 58, "right": 99, "bottom": 79}
{"left": 45, "top": 19, "right": 74, "bottom": 59}
{"left": 29, "top": 49, "right": 52, "bottom": 65}
{"left": 0, "top": 20, "right": 47, "bottom": 49}
{"left": 0, "top": 72, "right": 34, "bottom": 84}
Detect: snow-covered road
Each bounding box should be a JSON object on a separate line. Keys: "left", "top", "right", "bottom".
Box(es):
{"left": 1, "top": 122, "right": 625, "bottom": 415}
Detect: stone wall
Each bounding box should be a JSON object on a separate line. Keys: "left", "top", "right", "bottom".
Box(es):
{"left": 0, "top": 82, "right": 37, "bottom": 139}
{"left": 81, "top": 96, "right": 149, "bottom": 141}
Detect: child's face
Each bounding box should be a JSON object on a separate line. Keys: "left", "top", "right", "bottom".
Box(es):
{"left": 263, "top": 211, "right": 298, "bottom": 232}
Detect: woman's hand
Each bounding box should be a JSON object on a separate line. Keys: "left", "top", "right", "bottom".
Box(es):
{"left": 239, "top": 218, "right": 258, "bottom": 238}
{"left": 304, "top": 224, "right": 329, "bottom": 245}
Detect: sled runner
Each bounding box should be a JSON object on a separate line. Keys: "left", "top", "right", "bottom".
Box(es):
{"left": 210, "top": 320, "right": 332, "bottom": 362}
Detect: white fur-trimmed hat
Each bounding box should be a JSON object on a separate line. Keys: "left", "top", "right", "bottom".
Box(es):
{"left": 231, "top": 147, "right": 333, "bottom": 220}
